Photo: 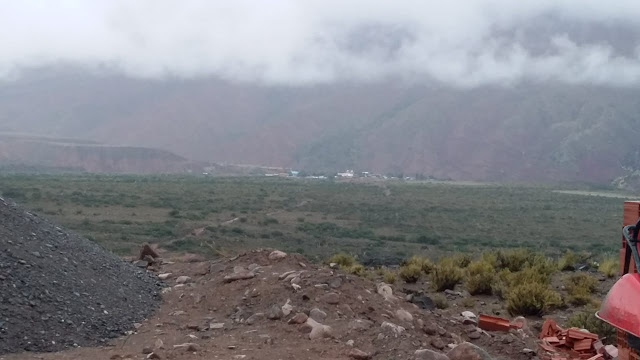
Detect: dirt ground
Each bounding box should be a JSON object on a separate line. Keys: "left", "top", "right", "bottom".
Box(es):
{"left": 0, "top": 249, "right": 541, "bottom": 360}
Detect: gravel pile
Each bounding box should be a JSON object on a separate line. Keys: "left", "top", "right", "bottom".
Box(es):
{"left": 0, "top": 197, "right": 161, "bottom": 354}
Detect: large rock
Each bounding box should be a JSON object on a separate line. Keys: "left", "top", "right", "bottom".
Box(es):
{"left": 321, "top": 292, "right": 340, "bottom": 304}
{"left": 245, "top": 312, "right": 264, "bottom": 325}
{"left": 267, "top": 305, "right": 284, "bottom": 320}
{"left": 381, "top": 321, "right": 405, "bottom": 337}
{"left": 268, "top": 250, "right": 287, "bottom": 261}
{"left": 281, "top": 299, "right": 293, "bottom": 316}
{"left": 175, "top": 276, "right": 191, "bottom": 284}
{"left": 447, "top": 342, "right": 493, "bottom": 360}
{"left": 348, "top": 349, "right": 372, "bottom": 360}
{"left": 303, "top": 318, "right": 333, "bottom": 340}
{"left": 349, "top": 319, "right": 374, "bottom": 331}
{"left": 396, "top": 309, "right": 413, "bottom": 322}
{"left": 415, "top": 349, "right": 449, "bottom": 360}
{"left": 288, "top": 313, "right": 308, "bottom": 324}
{"left": 223, "top": 271, "right": 255, "bottom": 283}
{"left": 377, "top": 283, "right": 394, "bottom": 300}
{"left": 310, "top": 308, "right": 327, "bottom": 321}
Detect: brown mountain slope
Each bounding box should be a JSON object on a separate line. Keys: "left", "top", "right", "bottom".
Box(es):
{"left": 1, "top": 70, "right": 640, "bottom": 183}
{"left": 0, "top": 134, "right": 192, "bottom": 173}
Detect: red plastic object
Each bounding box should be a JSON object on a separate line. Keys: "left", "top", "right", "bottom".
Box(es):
{"left": 597, "top": 272, "right": 640, "bottom": 338}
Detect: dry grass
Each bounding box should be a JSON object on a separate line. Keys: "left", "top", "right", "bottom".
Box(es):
{"left": 432, "top": 293, "right": 449, "bottom": 309}
{"left": 464, "top": 260, "right": 495, "bottom": 295}
{"left": 399, "top": 264, "right": 422, "bottom": 283}
{"left": 598, "top": 257, "right": 618, "bottom": 278}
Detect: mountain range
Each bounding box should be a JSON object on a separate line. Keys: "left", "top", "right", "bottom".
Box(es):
{"left": 1, "top": 68, "right": 639, "bottom": 187}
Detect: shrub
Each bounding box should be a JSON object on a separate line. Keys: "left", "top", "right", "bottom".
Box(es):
{"left": 383, "top": 270, "right": 397, "bottom": 284}
{"left": 432, "top": 293, "right": 449, "bottom": 309}
{"left": 481, "top": 252, "right": 499, "bottom": 268}
{"left": 399, "top": 264, "right": 422, "bottom": 283}
{"left": 506, "top": 282, "right": 562, "bottom": 316}
{"left": 566, "top": 273, "right": 598, "bottom": 293}
{"left": 404, "top": 256, "right": 434, "bottom": 274}
{"left": 421, "top": 258, "right": 435, "bottom": 274}
{"left": 508, "top": 266, "right": 553, "bottom": 287}
{"left": 599, "top": 257, "right": 618, "bottom": 278}
{"left": 566, "top": 308, "right": 616, "bottom": 344}
{"left": 450, "top": 254, "right": 472, "bottom": 268}
{"left": 327, "top": 253, "right": 366, "bottom": 276}
{"left": 464, "top": 260, "right": 495, "bottom": 295}
{"left": 530, "top": 257, "right": 559, "bottom": 278}
{"left": 262, "top": 217, "right": 279, "bottom": 225}
{"left": 558, "top": 250, "right": 591, "bottom": 271}
{"left": 565, "top": 273, "right": 598, "bottom": 306}
{"left": 346, "top": 264, "right": 366, "bottom": 276}
{"left": 497, "top": 249, "right": 531, "bottom": 272}
{"left": 558, "top": 250, "right": 578, "bottom": 271}
{"left": 461, "top": 296, "right": 476, "bottom": 308}
{"left": 430, "top": 262, "right": 464, "bottom": 291}
{"left": 327, "top": 253, "right": 357, "bottom": 268}
{"left": 491, "top": 269, "right": 511, "bottom": 299}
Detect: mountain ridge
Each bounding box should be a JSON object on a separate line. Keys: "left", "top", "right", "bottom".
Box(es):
{"left": 1, "top": 69, "right": 639, "bottom": 186}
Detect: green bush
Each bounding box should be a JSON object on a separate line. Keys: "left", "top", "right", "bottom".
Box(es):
{"left": 430, "top": 262, "right": 464, "bottom": 291}
{"left": 506, "top": 282, "right": 562, "bottom": 316}
{"left": 566, "top": 308, "right": 616, "bottom": 344}
{"left": 558, "top": 250, "right": 591, "bottom": 271}
{"left": 480, "top": 252, "right": 499, "bottom": 268}
{"left": 327, "top": 253, "right": 357, "bottom": 267}
{"left": 404, "top": 256, "right": 434, "bottom": 274}
{"left": 383, "top": 270, "right": 397, "bottom": 284}
{"left": 346, "top": 264, "right": 366, "bottom": 276}
{"left": 497, "top": 249, "right": 531, "bottom": 272}
{"left": 599, "top": 257, "right": 618, "bottom": 278}
{"left": 565, "top": 273, "right": 598, "bottom": 306}
{"left": 464, "top": 260, "right": 495, "bottom": 295}
{"left": 432, "top": 293, "right": 449, "bottom": 309}
{"left": 399, "top": 264, "right": 422, "bottom": 283}
{"left": 461, "top": 296, "right": 476, "bottom": 308}
{"left": 450, "top": 254, "right": 473, "bottom": 268}
{"left": 327, "top": 253, "right": 366, "bottom": 276}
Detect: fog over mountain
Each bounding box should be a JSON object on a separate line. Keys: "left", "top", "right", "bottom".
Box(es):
{"left": 2, "top": 1, "right": 640, "bottom": 187}
{"left": 3, "top": 1, "right": 640, "bottom": 86}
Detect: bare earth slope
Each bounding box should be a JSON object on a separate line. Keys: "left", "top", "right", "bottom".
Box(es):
{"left": 2, "top": 249, "right": 533, "bottom": 360}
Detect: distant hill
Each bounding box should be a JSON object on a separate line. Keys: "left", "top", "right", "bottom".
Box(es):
{"left": 0, "top": 133, "right": 193, "bottom": 174}
{"left": 1, "top": 69, "right": 640, "bottom": 187}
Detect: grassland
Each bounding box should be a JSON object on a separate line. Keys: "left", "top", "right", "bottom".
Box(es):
{"left": 0, "top": 174, "right": 630, "bottom": 264}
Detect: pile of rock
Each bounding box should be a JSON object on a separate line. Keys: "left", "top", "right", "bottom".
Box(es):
{"left": 0, "top": 197, "right": 161, "bottom": 354}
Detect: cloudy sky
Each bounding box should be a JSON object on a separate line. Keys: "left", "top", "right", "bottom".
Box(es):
{"left": 2, "top": 0, "right": 640, "bottom": 87}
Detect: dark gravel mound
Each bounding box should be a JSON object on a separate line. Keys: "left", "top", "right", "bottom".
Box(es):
{"left": 0, "top": 197, "right": 161, "bottom": 354}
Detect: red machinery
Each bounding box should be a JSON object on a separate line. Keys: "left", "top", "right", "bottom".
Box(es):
{"left": 597, "top": 201, "right": 640, "bottom": 359}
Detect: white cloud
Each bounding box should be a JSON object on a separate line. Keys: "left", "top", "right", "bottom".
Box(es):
{"left": 1, "top": 0, "right": 640, "bottom": 86}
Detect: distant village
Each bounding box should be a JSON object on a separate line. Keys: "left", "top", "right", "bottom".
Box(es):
{"left": 200, "top": 163, "right": 445, "bottom": 181}
{"left": 263, "top": 169, "right": 428, "bottom": 181}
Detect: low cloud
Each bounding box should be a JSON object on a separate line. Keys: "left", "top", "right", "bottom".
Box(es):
{"left": 2, "top": 0, "right": 640, "bottom": 87}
